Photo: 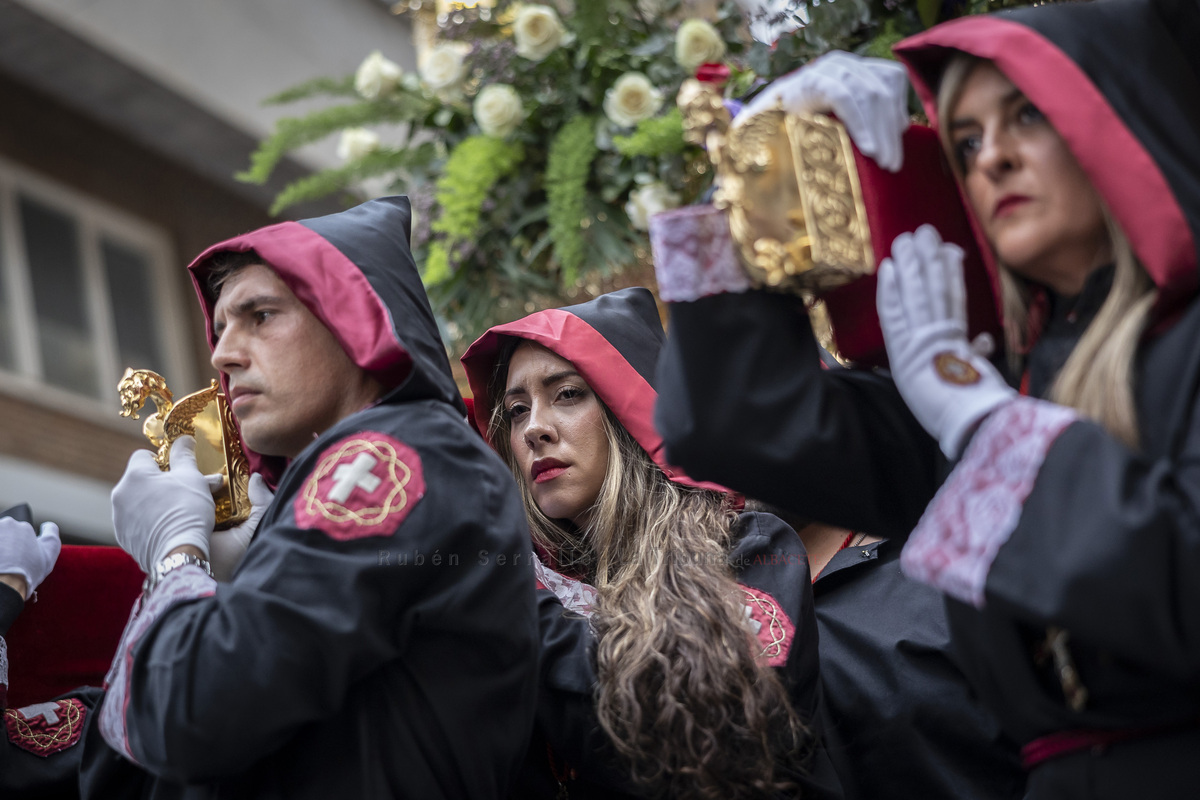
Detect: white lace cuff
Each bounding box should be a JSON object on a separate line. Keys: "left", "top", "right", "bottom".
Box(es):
{"left": 649, "top": 205, "right": 751, "bottom": 303}
{"left": 901, "top": 396, "right": 1079, "bottom": 608}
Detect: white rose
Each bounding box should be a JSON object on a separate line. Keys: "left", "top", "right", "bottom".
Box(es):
{"left": 603, "top": 72, "right": 664, "bottom": 128}
{"left": 625, "top": 181, "right": 681, "bottom": 231}
{"left": 420, "top": 44, "right": 468, "bottom": 94}
{"left": 674, "top": 19, "right": 727, "bottom": 70}
{"left": 355, "top": 51, "right": 403, "bottom": 100}
{"left": 336, "top": 127, "right": 381, "bottom": 161}
{"left": 474, "top": 84, "right": 527, "bottom": 137}
{"left": 513, "top": 4, "right": 574, "bottom": 62}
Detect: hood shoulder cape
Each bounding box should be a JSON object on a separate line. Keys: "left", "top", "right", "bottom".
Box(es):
{"left": 894, "top": 0, "right": 1200, "bottom": 318}
{"left": 461, "top": 287, "right": 727, "bottom": 493}
{"left": 186, "top": 196, "right": 464, "bottom": 484}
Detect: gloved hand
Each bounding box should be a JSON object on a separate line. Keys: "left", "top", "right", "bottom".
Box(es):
{"left": 112, "top": 436, "right": 223, "bottom": 573}
{"left": 0, "top": 517, "right": 61, "bottom": 600}
{"left": 209, "top": 473, "right": 274, "bottom": 582}
{"left": 735, "top": 50, "right": 911, "bottom": 173}
{"left": 877, "top": 225, "right": 1016, "bottom": 458}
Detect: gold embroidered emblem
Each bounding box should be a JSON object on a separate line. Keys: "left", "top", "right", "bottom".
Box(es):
{"left": 933, "top": 352, "right": 982, "bottom": 386}
{"left": 302, "top": 438, "right": 413, "bottom": 527}
{"left": 743, "top": 589, "right": 788, "bottom": 662}
{"left": 6, "top": 699, "right": 84, "bottom": 755}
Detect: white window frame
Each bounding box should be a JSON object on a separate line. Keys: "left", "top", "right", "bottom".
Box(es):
{"left": 0, "top": 154, "right": 196, "bottom": 429}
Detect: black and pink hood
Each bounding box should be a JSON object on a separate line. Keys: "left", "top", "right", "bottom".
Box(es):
{"left": 461, "top": 287, "right": 727, "bottom": 494}
{"left": 894, "top": 0, "right": 1200, "bottom": 319}
{"left": 187, "top": 196, "right": 464, "bottom": 485}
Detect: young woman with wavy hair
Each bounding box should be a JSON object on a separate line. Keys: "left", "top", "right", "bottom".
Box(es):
{"left": 653, "top": 1, "right": 1200, "bottom": 797}
{"left": 461, "top": 288, "right": 839, "bottom": 799}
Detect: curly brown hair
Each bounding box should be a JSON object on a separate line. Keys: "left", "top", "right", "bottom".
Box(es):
{"left": 489, "top": 347, "right": 813, "bottom": 799}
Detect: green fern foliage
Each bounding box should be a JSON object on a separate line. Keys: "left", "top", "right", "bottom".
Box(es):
{"left": 424, "top": 243, "right": 452, "bottom": 287}
{"left": 612, "top": 109, "right": 686, "bottom": 158}
{"left": 262, "top": 76, "right": 359, "bottom": 106}
{"left": 238, "top": 96, "right": 435, "bottom": 186}
{"left": 267, "top": 148, "right": 415, "bottom": 215}
{"left": 427, "top": 135, "right": 525, "bottom": 282}
{"left": 545, "top": 116, "right": 599, "bottom": 285}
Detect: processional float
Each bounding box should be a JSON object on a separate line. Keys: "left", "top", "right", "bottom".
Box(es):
{"left": 651, "top": 77, "right": 1000, "bottom": 365}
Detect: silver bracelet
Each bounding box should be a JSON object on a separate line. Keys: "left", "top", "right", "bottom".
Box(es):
{"left": 143, "top": 552, "right": 213, "bottom": 595}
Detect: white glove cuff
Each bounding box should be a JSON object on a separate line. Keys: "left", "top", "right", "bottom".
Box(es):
{"left": 937, "top": 386, "right": 1018, "bottom": 460}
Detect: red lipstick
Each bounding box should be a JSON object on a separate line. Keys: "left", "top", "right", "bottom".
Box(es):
{"left": 531, "top": 458, "right": 568, "bottom": 484}
{"left": 993, "top": 194, "right": 1031, "bottom": 220}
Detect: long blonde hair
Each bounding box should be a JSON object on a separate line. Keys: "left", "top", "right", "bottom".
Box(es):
{"left": 937, "top": 54, "right": 1157, "bottom": 447}
{"left": 488, "top": 347, "right": 812, "bottom": 799}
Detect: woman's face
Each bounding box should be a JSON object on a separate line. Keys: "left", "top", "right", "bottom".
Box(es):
{"left": 503, "top": 342, "right": 610, "bottom": 527}
{"left": 949, "top": 62, "right": 1110, "bottom": 295}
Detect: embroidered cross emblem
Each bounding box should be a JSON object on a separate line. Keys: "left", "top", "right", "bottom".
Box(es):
{"left": 329, "top": 453, "right": 381, "bottom": 503}
{"left": 741, "top": 586, "right": 795, "bottom": 668}
{"left": 16, "top": 702, "right": 60, "bottom": 724}
{"left": 6, "top": 698, "right": 86, "bottom": 756}
{"left": 297, "top": 433, "right": 426, "bottom": 541}
{"left": 742, "top": 604, "right": 763, "bottom": 635}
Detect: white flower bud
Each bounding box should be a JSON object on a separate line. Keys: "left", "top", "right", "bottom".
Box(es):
{"left": 625, "top": 181, "right": 681, "bottom": 231}
{"left": 474, "top": 84, "right": 527, "bottom": 138}
{"left": 674, "top": 19, "right": 726, "bottom": 70}
{"left": 355, "top": 51, "right": 403, "bottom": 100}
{"left": 513, "top": 4, "right": 574, "bottom": 62}
{"left": 603, "top": 72, "right": 664, "bottom": 128}
{"left": 420, "top": 44, "right": 468, "bottom": 94}
{"left": 337, "top": 127, "right": 381, "bottom": 162}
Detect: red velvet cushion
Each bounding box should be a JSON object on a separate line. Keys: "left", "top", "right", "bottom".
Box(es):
{"left": 822, "top": 124, "right": 1002, "bottom": 367}
{"left": 5, "top": 545, "right": 143, "bottom": 707}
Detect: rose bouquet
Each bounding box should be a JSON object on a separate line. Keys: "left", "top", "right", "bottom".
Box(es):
{"left": 240, "top": 0, "right": 1042, "bottom": 346}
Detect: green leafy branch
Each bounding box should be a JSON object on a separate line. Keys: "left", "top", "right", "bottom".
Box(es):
{"left": 266, "top": 144, "right": 437, "bottom": 215}
{"left": 237, "top": 95, "right": 438, "bottom": 186}
{"left": 545, "top": 116, "right": 599, "bottom": 285}
{"left": 262, "top": 76, "right": 359, "bottom": 106}
{"left": 613, "top": 109, "right": 686, "bottom": 158}
{"left": 424, "top": 135, "right": 525, "bottom": 285}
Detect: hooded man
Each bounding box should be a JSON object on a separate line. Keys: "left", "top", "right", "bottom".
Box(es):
{"left": 87, "top": 196, "right": 539, "bottom": 799}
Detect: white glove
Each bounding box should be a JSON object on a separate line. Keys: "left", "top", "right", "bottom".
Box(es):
{"left": 112, "top": 436, "right": 223, "bottom": 573}
{"left": 0, "top": 518, "right": 61, "bottom": 600}
{"left": 209, "top": 473, "right": 274, "bottom": 582}
{"left": 732, "top": 0, "right": 805, "bottom": 45}
{"left": 736, "top": 50, "right": 911, "bottom": 173}
{"left": 877, "top": 225, "right": 1016, "bottom": 458}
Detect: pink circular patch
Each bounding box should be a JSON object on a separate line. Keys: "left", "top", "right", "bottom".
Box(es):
{"left": 295, "top": 432, "right": 426, "bottom": 541}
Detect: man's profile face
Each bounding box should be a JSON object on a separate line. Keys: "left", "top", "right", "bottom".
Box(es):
{"left": 210, "top": 263, "right": 380, "bottom": 459}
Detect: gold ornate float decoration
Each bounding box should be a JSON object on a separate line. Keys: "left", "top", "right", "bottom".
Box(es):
{"left": 678, "top": 78, "right": 874, "bottom": 294}
{"left": 117, "top": 369, "right": 250, "bottom": 529}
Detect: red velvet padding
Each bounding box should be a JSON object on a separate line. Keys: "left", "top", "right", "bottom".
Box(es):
{"left": 5, "top": 546, "right": 143, "bottom": 707}
{"left": 822, "top": 122, "right": 1001, "bottom": 366}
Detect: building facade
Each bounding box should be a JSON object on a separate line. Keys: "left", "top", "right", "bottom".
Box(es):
{"left": 0, "top": 0, "right": 416, "bottom": 542}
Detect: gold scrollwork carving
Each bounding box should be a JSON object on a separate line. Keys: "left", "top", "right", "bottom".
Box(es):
{"left": 117, "top": 369, "right": 250, "bottom": 529}
{"left": 676, "top": 80, "right": 875, "bottom": 297}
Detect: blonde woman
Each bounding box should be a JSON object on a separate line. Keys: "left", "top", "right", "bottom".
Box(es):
{"left": 462, "top": 288, "right": 840, "bottom": 799}
{"left": 654, "top": 1, "right": 1200, "bottom": 797}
